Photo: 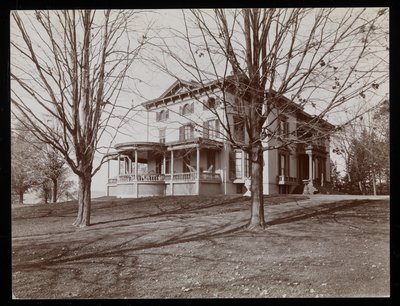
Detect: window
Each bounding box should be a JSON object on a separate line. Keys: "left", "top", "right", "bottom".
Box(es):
{"left": 235, "top": 151, "right": 243, "bottom": 179}
{"left": 180, "top": 103, "right": 194, "bottom": 115}
{"left": 233, "top": 150, "right": 250, "bottom": 179}
{"left": 157, "top": 156, "right": 170, "bottom": 174}
{"left": 203, "top": 119, "right": 220, "bottom": 139}
{"left": 159, "top": 128, "right": 166, "bottom": 144}
{"left": 278, "top": 118, "right": 289, "bottom": 137}
{"left": 206, "top": 151, "right": 215, "bottom": 172}
{"left": 156, "top": 109, "right": 169, "bottom": 122}
{"left": 233, "top": 116, "right": 245, "bottom": 142}
{"left": 179, "top": 124, "right": 194, "bottom": 141}
{"left": 203, "top": 97, "right": 216, "bottom": 110}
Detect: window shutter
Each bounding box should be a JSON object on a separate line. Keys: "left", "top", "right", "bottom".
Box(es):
{"left": 179, "top": 126, "right": 184, "bottom": 141}
{"left": 190, "top": 124, "right": 194, "bottom": 139}
{"left": 166, "top": 109, "right": 169, "bottom": 119}
{"left": 203, "top": 121, "right": 209, "bottom": 139}
{"left": 215, "top": 119, "right": 220, "bottom": 134}
{"left": 179, "top": 106, "right": 183, "bottom": 115}
{"left": 229, "top": 151, "right": 235, "bottom": 180}
{"left": 203, "top": 99, "right": 207, "bottom": 111}
{"left": 156, "top": 111, "right": 160, "bottom": 122}
{"left": 191, "top": 102, "right": 194, "bottom": 113}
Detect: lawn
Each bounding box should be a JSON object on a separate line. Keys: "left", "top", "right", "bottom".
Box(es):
{"left": 11, "top": 194, "right": 389, "bottom": 298}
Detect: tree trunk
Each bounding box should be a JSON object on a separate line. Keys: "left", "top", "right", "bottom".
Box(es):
{"left": 358, "top": 181, "right": 363, "bottom": 194}
{"left": 248, "top": 141, "right": 266, "bottom": 230}
{"left": 372, "top": 172, "right": 377, "bottom": 196}
{"left": 73, "top": 175, "right": 92, "bottom": 227}
{"left": 52, "top": 178, "right": 58, "bottom": 203}
{"left": 19, "top": 191, "right": 24, "bottom": 205}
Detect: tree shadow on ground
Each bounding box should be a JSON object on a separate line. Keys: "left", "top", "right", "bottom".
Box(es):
{"left": 90, "top": 196, "right": 248, "bottom": 226}
{"left": 266, "top": 200, "right": 374, "bottom": 226}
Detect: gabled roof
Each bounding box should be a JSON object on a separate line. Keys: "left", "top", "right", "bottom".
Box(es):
{"left": 141, "top": 79, "right": 220, "bottom": 109}
{"left": 158, "top": 79, "right": 200, "bottom": 99}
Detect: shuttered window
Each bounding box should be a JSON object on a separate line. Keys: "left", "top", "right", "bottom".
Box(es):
{"left": 179, "top": 124, "right": 194, "bottom": 141}
{"left": 203, "top": 119, "right": 220, "bottom": 139}
{"left": 159, "top": 128, "right": 166, "bottom": 143}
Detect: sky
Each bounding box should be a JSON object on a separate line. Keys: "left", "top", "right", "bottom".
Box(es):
{"left": 10, "top": 9, "right": 389, "bottom": 196}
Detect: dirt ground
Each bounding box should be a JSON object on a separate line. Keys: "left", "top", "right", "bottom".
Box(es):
{"left": 11, "top": 194, "right": 389, "bottom": 299}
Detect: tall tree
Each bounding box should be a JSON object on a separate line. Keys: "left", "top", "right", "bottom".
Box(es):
{"left": 152, "top": 8, "right": 388, "bottom": 229}
{"left": 11, "top": 10, "right": 149, "bottom": 226}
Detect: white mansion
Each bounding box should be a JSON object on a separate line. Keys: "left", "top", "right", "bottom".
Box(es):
{"left": 105, "top": 79, "right": 333, "bottom": 198}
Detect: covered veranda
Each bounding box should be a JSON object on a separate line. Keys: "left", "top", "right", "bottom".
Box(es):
{"left": 106, "top": 142, "right": 167, "bottom": 198}
{"left": 105, "top": 138, "right": 224, "bottom": 198}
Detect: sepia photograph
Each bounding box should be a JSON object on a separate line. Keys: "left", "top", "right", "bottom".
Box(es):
{"left": 10, "top": 7, "right": 390, "bottom": 299}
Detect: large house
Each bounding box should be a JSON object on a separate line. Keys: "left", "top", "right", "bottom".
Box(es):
{"left": 105, "top": 79, "right": 333, "bottom": 198}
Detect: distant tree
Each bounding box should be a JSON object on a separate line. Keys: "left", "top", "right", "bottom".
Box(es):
{"left": 11, "top": 10, "right": 149, "bottom": 226}
{"left": 333, "top": 99, "right": 389, "bottom": 195}
{"left": 11, "top": 128, "right": 41, "bottom": 204}
{"left": 330, "top": 160, "right": 343, "bottom": 192}
{"left": 35, "top": 147, "right": 73, "bottom": 203}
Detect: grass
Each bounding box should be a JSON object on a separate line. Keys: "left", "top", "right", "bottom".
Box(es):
{"left": 12, "top": 194, "right": 389, "bottom": 298}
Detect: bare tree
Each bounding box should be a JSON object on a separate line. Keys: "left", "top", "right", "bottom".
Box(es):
{"left": 35, "top": 146, "right": 71, "bottom": 203}
{"left": 11, "top": 10, "right": 149, "bottom": 226}
{"left": 151, "top": 8, "right": 388, "bottom": 229}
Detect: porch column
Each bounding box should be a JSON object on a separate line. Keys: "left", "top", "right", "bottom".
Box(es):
{"left": 107, "top": 159, "right": 110, "bottom": 196}
{"left": 163, "top": 153, "right": 166, "bottom": 175}
{"left": 107, "top": 159, "right": 110, "bottom": 179}
{"left": 128, "top": 155, "right": 132, "bottom": 174}
{"left": 170, "top": 150, "right": 174, "bottom": 195}
{"left": 117, "top": 155, "right": 121, "bottom": 175}
{"left": 134, "top": 150, "right": 138, "bottom": 180}
{"left": 308, "top": 154, "right": 313, "bottom": 183}
{"left": 305, "top": 146, "right": 313, "bottom": 187}
{"left": 196, "top": 145, "right": 200, "bottom": 195}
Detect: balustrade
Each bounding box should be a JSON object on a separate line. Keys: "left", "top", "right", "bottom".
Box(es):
{"left": 108, "top": 172, "right": 221, "bottom": 184}
{"left": 278, "top": 175, "right": 298, "bottom": 185}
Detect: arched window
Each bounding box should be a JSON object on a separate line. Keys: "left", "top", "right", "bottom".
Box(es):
{"left": 182, "top": 104, "right": 191, "bottom": 115}
{"left": 181, "top": 103, "right": 194, "bottom": 115}
{"left": 156, "top": 109, "right": 169, "bottom": 121}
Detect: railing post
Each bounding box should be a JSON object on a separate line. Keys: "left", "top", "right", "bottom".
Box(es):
{"left": 170, "top": 150, "right": 174, "bottom": 195}
{"left": 196, "top": 146, "right": 200, "bottom": 194}
{"left": 117, "top": 155, "right": 120, "bottom": 175}
{"left": 134, "top": 150, "right": 138, "bottom": 181}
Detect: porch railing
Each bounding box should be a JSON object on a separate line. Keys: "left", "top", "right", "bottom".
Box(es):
{"left": 108, "top": 172, "right": 221, "bottom": 184}
{"left": 109, "top": 173, "right": 165, "bottom": 183}
{"left": 199, "top": 172, "right": 221, "bottom": 181}
{"left": 165, "top": 172, "right": 221, "bottom": 181}
{"left": 165, "top": 172, "right": 197, "bottom": 181}
{"left": 277, "top": 175, "right": 298, "bottom": 185}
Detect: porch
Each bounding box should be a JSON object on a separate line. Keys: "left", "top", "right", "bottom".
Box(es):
{"left": 106, "top": 139, "right": 224, "bottom": 198}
